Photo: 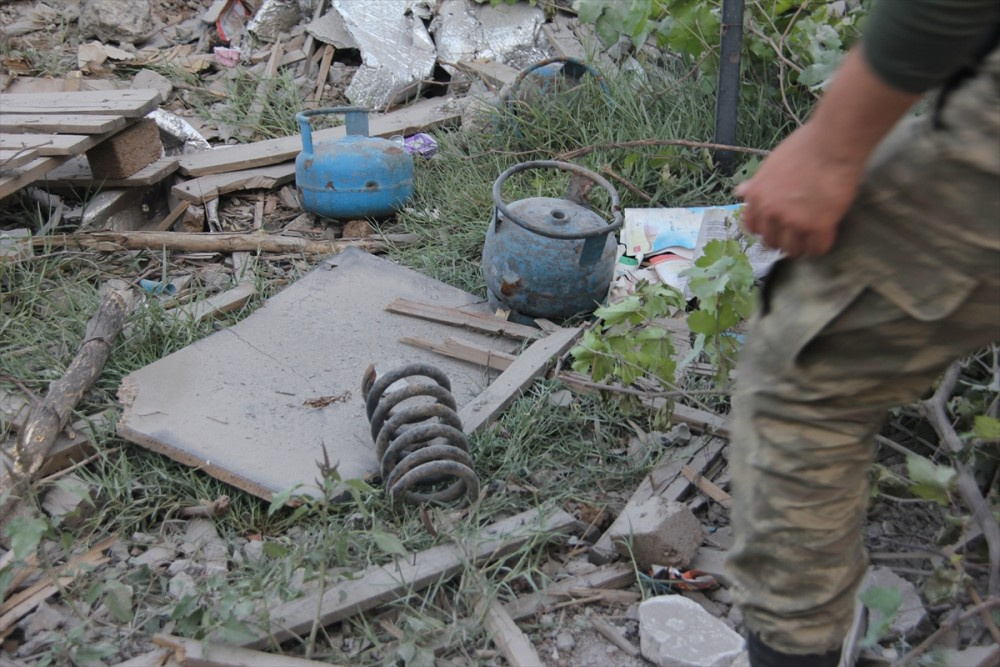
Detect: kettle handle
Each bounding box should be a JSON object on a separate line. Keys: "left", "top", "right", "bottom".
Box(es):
{"left": 492, "top": 160, "right": 623, "bottom": 240}
{"left": 296, "top": 106, "right": 372, "bottom": 154}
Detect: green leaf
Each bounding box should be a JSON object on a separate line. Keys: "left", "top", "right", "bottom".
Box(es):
{"left": 262, "top": 541, "right": 289, "bottom": 558}
{"left": 686, "top": 309, "right": 718, "bottom": 335}
{"left": 906, "top": 454, "right": 957, "bottom": 505}
{"left": 268, "top": 483, "right": 303, "bottom": 516}
{"left": 575, "top": 0, "right": 607, "bottom": 25}
{"left": 974, "top": 415, "right": 1000, "bottom": 441}
{"left": 344, "top": 477, "right": 377, "bottom": 495}
{"left": 859, "top": 586, "right": 902, "bottom": 649}
{"left": 372, "top": 530, "right": 408, "bottom": 557}
{"left": 104, "top": 580, "right": 134, "bottom": 623}
{"left": 5, "top": 515, "right": 49, "bottom": 561}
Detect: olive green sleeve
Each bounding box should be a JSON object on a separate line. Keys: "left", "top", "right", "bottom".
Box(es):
{"left": 863, "top": 0, "right": 1000, "bottom": 93}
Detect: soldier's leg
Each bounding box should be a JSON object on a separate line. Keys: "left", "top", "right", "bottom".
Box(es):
{"left": 727, "top": 49, "right": 999, "bottom": 660}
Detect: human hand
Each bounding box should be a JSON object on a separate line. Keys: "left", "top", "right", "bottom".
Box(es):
{"left": 734, "top": 123, "right": 865, "bottom": 257}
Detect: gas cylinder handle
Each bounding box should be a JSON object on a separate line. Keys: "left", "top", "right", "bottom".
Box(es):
{"left": 296, "top": 106, "right": 372, "bottom": 154}
{"left": 492, "top": 160, "right": 623, "bottom": 240}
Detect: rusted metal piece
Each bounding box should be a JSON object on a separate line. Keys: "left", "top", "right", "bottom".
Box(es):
{"left": 362, "top": 363, "right": 479, "bottom": 507}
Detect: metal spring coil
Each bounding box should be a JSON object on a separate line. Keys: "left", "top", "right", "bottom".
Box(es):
{"left": 362, "top": 363, "right": 479, "bottom": 506}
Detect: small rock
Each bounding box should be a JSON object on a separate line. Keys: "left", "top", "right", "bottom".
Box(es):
{"left": 539, "top": 613, "right": 555, "bottom": 627}
{"left": 133, "top": 69, "right": 173, "bottom": 101}
{"left": 131, "top": 544, "right": 176, "bottom": 569}
{"left": 639, "top": 595, "right": 745, "bottom": 667}
{"left": 168, "top": 571, "right": 197, "bottom": 600}
{"left": 167, "top": 558, "right": 198, "bottom": 577}
{"left": 79, "top": 0, "right": 153, "bottom": 44}
{"left": 864, "top": 567, "right": 927, "bottom": 638}
{"left": 243, "top": 539, "right": 265, "bottom": 564}
{"left": 711, "top": 586, "right": 735, "bottom": 606}
{"left": 21, "top": 601, "right": 65, "bottom": 635}
{"left": 555, "top": 631, "right": 576, "bottom": 651}
{"left": 182, "top": 518, "right": 229, "bottom": 575}
{"left": 610, "top": 495, "right": 703, "bottom": 569}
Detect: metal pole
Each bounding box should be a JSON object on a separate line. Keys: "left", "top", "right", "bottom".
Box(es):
{"left": 714, "top": 0, "right": 746, "bottom": 176}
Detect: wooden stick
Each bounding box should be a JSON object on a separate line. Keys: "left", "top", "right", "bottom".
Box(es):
{"left": 1, "top": 285, "right": 132, "bottom": 529}
{"left": 472, "top": 574, "right": 543, "bottom": 667}
{"left": 681, "top": 464, "right": 732, "bottom": 508}
{"left": 144, "top": 200, "right": 189, "bottom": 232}
{"left": 32, "top": 230, "right": 411, "bottom": 256}
{"left": 386, "top": 298, "right": 542, "bottom": 341}
{"left": 400, "top": 336, "right": 516, "bottom": 371}
{"left": 239, "top": 507, "right": 577, "bottom": 650}
{"left": 312, "top": 45, "right": 334, "bottom": 104}
{"left": 590, "top": 616, "right": 640, "bottom": 657}
{"left": 154, "top": 633, "right": 329, "bottom": 666}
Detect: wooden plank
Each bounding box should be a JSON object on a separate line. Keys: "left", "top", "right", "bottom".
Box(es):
{"left": 44, "top": 155, "right": 179, "bottom": 188}
{"left": 239, "top": 507, "right": 578, "bottom": 650}
{"left": 177, "top": 96, "right": 460, "bottom": 177}
{"left": 0, "top": 113, "right": 128, "bottom": 134}
{"left": 459, "top": 327, "right": 582, "bottom": 435}
{"left": 153, "top": 634, "right": 329, "bottom": 666}
{"left": 589, "top": 436, "right": 728, "bottom": 563}
{"left": 171, "top": 162, "right": 295, "bottom": 204}
{"left": 590, "top": 616, "right": 640, "bottom": 657}
{"left": 681, "top": 464, "right": 732, "bottom": 508}
{"left": 0, "top": 89, "right": 162, "bottom": 116}
{"left": 312, "top": 44, "right": 334, "bottom": 104}
{"left": 176, "top": 282, "right": 255, "bottom": 323}
{"left": 454, "top": 60, "right": 520, "bottom": 89}
{"left": 0, "top": 147, "right": 39, "bottom": 170}
{"left": 400, "top": 335, "right": 516, "bottom": 371}
{"left": 474, "top": 576, "right": 544, "bottom": 667}
{"left": 502, "top": 563, "right": 635, "bottom": 621}
{"left": 387, "top": 299, "right": 542, "bottom": 342}
{"left": 0, "top": 156, "right": 69, "bottom": 200}
{"left": 0, "top": 133, "right": 98, "bottom": 157}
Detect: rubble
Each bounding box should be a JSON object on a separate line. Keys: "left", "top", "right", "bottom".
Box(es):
{"left": 865, "top": 566, "right": 929, "bottom": 639}
{"left": 432, "top": 0, "right": 548, "bottom": 73}
{"left": 247, "top": 0, "right": 302, "bottom": 42}
{"left": 79, "top": 0, "right": 153, "bottom": 45}
{"left": 639, "top": 595, "right": 745, "bottom": 667}
{"left": 609, "top": 494, "right": 703, "bottom": 570}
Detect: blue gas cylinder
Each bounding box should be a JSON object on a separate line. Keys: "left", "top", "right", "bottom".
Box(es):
{"left": 482, "top": 161, "right": 623, "bottom": 322}
{"left": 295, "top": 107, "right": 414, "bottom": 219}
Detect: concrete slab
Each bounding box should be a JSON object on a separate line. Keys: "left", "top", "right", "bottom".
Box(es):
{"left": 118, "top": 248, "right": 514, "bottom": 501}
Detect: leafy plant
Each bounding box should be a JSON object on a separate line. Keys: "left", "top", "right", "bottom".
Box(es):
{"left": 681, "top": 237, "right": 757, "bottom": 382}
{"left": 570, "top": 280, "right": 686, "bottom": 386}
{"left": 858, "top": 585, "right": 902, "bottom": 649}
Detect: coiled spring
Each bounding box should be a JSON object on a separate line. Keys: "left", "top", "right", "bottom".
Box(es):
{"left": 362, "top": 363, "right": 479, "bottom": 507}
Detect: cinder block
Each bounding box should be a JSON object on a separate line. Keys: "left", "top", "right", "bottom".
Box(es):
{"left": 87, "top": 118, "right": 163, "bottom": 180}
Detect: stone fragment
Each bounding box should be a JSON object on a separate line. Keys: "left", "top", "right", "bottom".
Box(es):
{"left": 639, "top": 595, "right": 745, "bottom": 667}
{"left": 306, "top": 5, "right": 357, "bottom": 48}
{"left": 21, "top": 601, "right": 66, "bottom": 635}
{"left": 86, "top": 118, "right": 163, "bottom": 180}
{"left": 130, "top": 544, "right": 176, "bottom": 569}
{"left": 247, "top": 0, "right": 301, "bottom": 42}
{"left": 609, "top": 495, "right": 702, "bottom": 569}
{"left": 863, "top": 567, "right": 928, "bottom": 639}
{"left": 243, "top": 539, "right": 265, "bottom": 564}
{"left": 79, "top": 0, "right": 153, "bottom": 44}
{"left": 168, "top": 571, "right": 197, "bottom": 600}
{"left": 133, "top": 69, "right": 173, "bottom": 102}
{"left": 555, "top": 631, "right": 576, "bottom": 651}
{"left": 181, "top": 517, "right": 229, "bottom": 575}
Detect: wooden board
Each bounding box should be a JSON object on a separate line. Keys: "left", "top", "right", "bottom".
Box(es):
{"left": 0, "top": 133, "right": 99, "bottom": 157}
{"left": 239, "top": 507, "right": 577, "bottom": 649}
{"left": 0, "top": 88, "right": 162, "bottom": 116}
{"left": 387, "top": 298, "right": 542, "bottom": 341}
{"left": 458, "top": 326, "right": 582, "bottom": 435}
{"left": 177, "top": 96, "right": 461, "bottom": 177}
{"left": 0, "top": 156, "right": 69, "bottom": 200}
{"left": 0, "top": 113, "right": 128, "bottom": 134}
{"left": 171, "top": 162, "right": 296, "bottom": 204}
{"left": 455, "top": 60, "right": 520, "bottom": 89}
{"left": 44, "top": 155, "right": 178, "bottom": 188}
{"left": 401, "top": 335, "right": 516, "bottom": 371}
{"left": 0, "top": 148, "right": 39, "bottom": 170}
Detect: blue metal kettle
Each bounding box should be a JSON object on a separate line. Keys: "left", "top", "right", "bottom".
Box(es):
{"left": 295, "top": 107, "right": 414, "bottom": 220}
{"left": 482, "top": 160, "right": 623, "bottom": 322}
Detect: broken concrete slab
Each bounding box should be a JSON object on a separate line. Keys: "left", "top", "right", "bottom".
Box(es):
{"left": 79, "top": 0, "right": 153, "bottom": 45}
{"left": 863, "top": 567, "right": 928, "bottom": 639}
{"left": 118, "top": 247, "right": 518, "bottom": 501}
{"left": 608, "top": 494, "right": 702, "bottom": 570}
{"left": 336, "top": 0, "right": 437, "bottom": 109}
{"left": 432, "top": 0, "right": 549, "bottom": 74}
{"left": 306, "top": 4, "right": 357, "bottom": 49}
{"left": 639, "top": 595, "right": 745, "bottom": 667}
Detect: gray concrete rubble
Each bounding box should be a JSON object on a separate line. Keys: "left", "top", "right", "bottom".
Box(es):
{"left": 334, "top": 0, "right": 437, "bottom": 109}
{"left": 79, "top": 0, "right": 153, "bottom": 45}
{"left": 306, "top": 4, "right": 357, "bottom": 49}
{"left": 609, "top": 495, "right": 703, "bottom": 569}
{"left": 639, "top": 595, "right": 745, "bottom": 667}
{"left": 431, "top": 0, "right": 549, "bottom": 74}
{"left": 247, "top": 0, "right": 302, "bottom": 42}
{"left": 864, "top": 567, "right": 928, "bottom": 639}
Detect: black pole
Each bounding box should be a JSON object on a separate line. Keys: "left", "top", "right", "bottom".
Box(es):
{"left": 714, "top": 0, "right": 745, "bottom": 176}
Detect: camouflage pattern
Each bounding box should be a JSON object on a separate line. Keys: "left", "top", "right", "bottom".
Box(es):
{"left": 727, "top": 46, "right": 1000, "bottom": 654}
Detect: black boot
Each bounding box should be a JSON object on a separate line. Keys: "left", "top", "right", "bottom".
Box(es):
{"left": 747, "top": 633, "right": 841, "bottom": 667}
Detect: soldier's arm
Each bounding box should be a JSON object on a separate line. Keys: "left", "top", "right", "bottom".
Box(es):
{"left": 735, "top": 0, "right": 1000, "bottom": 258}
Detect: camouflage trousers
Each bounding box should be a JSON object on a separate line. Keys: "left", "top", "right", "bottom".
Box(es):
{"left": 727, "top": 48, "right": 1000, "bottom": 654}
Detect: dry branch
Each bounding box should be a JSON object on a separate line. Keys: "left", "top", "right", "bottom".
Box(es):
{"left": 1, "top": 284, "right": 132, "bottom": 527}
{"left": 32, "top": 231, "right": 416, "bottom": 256}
